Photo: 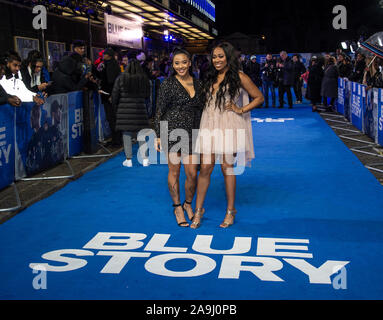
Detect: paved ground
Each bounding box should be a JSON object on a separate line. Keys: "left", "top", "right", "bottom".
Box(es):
{"left": 318, "top": 109, "right": 383, "bottom": 186}
{"left": 1, "top": 107, "right": 382, "bottom": 225}
{"left": 0, "top": 143, "right": 123, "bottom": 224}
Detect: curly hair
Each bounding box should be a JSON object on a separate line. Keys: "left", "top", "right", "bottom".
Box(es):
{"left": 204, "top": 42, "right": 241, "bottom": 111}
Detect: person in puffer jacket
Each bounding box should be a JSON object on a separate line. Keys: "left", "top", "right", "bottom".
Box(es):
{"left": 111, "top": 58, "right": 151, "bottom": 167}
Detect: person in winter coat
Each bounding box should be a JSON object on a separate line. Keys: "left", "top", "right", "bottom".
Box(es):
{"left": 20, "top": 55, "right": 50, "bottom": 96}
{"left": 246, "top": 55, "right": 262, "bottom": 87}
{"left": 111, "top": 58, "right": 151, "bottom": 167}
{"left": 337, "top": 53, "right": 352, "bottom": 79}
{"left": 261, "top": 53, "right": 276, "bottom": 107}
{"left": 50, "top": 55, "right": 90, "bottom": 94}
{"left": 278, "top": 51, "right": 294, "bottom": 108}
{"left": 0, "top": 50, "right": 44, "bottom": 106}
{"left": 0, "top": 53, "right": 22, "bottom": 106}
{"left": 321, "top": 56, "right": 339, "bottom": 110}
{"left": 292, "top": 54, "right": 306, "bottom": 103}
{"left": 94, "top": 47, "right": 121, "bottom": 146}
{"left": 350, "top": 53, "right": 366, "bottom": 83}
{"left": 306, "top": 56, "right": 324, "bottom": 112}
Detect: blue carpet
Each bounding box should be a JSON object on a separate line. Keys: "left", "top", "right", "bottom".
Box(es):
{"left": 1, "top": 101, "right": 383, "bottom": 300}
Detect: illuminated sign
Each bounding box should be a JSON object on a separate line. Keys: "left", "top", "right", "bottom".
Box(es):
{"left": 104, "top": 14, "right": 143, "bottom": 49}
{"left": 184, "top": 0, "right": 215, "bottom": 22}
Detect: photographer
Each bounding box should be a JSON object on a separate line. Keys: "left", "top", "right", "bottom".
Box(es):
{"left": 261, "top": 53, "right": 276, "bottom": 108}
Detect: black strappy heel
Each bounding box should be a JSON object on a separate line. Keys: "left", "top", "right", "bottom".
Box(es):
{"left": 182, "top": 200, "right": 194, "bottom": 221}
{"left": 173, "top": 203, "right": 189, "bottom": 227}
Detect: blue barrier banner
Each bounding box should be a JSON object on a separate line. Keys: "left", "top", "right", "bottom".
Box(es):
{"left": 0, "top": 105, "right": 15, "bottom": 190}
{"left": 93, "top": 92, "right": 100, "bottom": 142}
{"left": 350, "top": 82, "right": 364, "bottom": 131}
{"left": 344, "top": 80, "right": 351, "bottom": 121}
{"left": 377, "top": 88, "right": 383, "bottom": 146}
{"left": 337, "top": 78, "right": 345, "bottom": 115}
{"left": 15, "top": 94, "right": 68, "bottom": 179}
{"left": 97, "top": 97, "right": 111, "bottom": 142}
{"left": 68, "top": 91, "right": 84, "bottom": 157}
{"left": 364, "top": 89, "right": 378, "bottom": 142}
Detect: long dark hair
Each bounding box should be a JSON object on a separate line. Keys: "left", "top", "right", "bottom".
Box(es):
{"left": 121, "top": 58, "right": 150, "bottom": 97}
{"left": 170, "top": 48, "right": 193, "bottom": 77}
{"left": 204, "top": 42, "right": 241, "bottom": 110}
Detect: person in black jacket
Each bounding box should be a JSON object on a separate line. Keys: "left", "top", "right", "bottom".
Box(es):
{"left": 50, "top": 55, "right": 90, "bottom": 94}
{"left": 321, "top": 56, "right": 339, "bottom": 110}
{"left": 261, "top": 53, "right": 276, "bottom": 108}
{"left": 246, "top": 55, "right": 262, "bottom": 88}
{"left": 292, "top": 54, "right": 306, "bottom": 103}
{"left": 95, "top": 47, "right": 121, "bottom": 146}
{"left": 350, "top": 53, "right": 366, "bottom": 83}
{"left": 20, "top": 54, "right": 50, "bottom": 95}
{"left": 337, "top": 53, "right": 352, "bottom": 79}
{"left": 111, "top": 58, "right": 150, "bottom": 167}
{"left": 278, "top": 51, "right": 294, "bottom": 108}
{"left": 306, "top": 56, "right": 324, "bottom": 112}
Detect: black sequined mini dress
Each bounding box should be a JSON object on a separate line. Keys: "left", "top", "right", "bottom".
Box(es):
{"left": 154, "top": 76, "right": 205, "bottom": 155}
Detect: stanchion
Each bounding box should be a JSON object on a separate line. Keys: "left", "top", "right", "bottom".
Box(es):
{"left": 20, "top": 159, "right": 75, "bottom": 181}
{"left": 71, "top": 90, "right": 112, "bottom": 159}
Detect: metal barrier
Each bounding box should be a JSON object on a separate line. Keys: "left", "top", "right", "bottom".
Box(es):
{"left": 0, "top": 89, "right": 114, "bottom": 212}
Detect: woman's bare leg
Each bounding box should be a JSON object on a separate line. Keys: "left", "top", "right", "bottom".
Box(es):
{"left": 190, "top": 153, "right": 215, "bottom": 228}
{"left": 220, "top": 154, "right": 237, "bottom": 227}
{"left": 182, "top": 154, "right": 199, "bottom": 220}
{"left": 167, "top": 152, "right": 188, "bottom": 226}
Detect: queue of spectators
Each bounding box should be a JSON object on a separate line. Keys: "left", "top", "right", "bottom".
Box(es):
{"left": 238, "top": 49, "right": 383, "bottom": 112}
{"left": 306, "top": 51, "right": 383, "bottom": 112}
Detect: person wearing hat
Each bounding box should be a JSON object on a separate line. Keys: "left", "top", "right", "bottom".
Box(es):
{"left": 95, "top": 47, "right": 121, "bottom": 146}
{"left": 245, "top": 55, "right": 262, "bottom": 89}
{"left": 261, "top": 53, "right": 277, "bottom": 108}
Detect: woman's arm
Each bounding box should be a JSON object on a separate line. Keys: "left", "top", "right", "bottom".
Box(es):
{"left": 154, "top": 79, "right": 171, "bottom": 136}
{"left": 154, "top": 79, "right": 171, "bottom": 151}
{"left": 225, "top": 72, "right": 264, "bottom": 114}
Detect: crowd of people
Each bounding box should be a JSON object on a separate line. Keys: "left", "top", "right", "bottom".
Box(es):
{"left": 237, "top": 49, "right": 383, "bottom": 112}
{"left": 2, "top": 38, "right": 383, "bottom": 229}
{"left": 2, "top": 40, "right": 383, "bottom": 161}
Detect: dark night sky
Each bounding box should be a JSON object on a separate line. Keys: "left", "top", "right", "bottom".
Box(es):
{"left": 214, "top": 0, "right": 383, "bottom": 53}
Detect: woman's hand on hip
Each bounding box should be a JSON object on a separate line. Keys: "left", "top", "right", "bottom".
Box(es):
{"left": 155, "top": 138, "right": 162, "bottom": 152}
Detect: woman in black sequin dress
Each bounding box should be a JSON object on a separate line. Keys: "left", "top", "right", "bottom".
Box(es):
{"left": 154, "top": 48, "right": 205, "bottom": 227}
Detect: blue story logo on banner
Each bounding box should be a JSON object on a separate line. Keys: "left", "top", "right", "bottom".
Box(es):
{"left": 68, "top": 91, "right": 84, "bottom": 157}
{"left": 0, "top": 105, "right": 15, "bottom": 190}
{"left": 351, "top": 82, "right": 364, "bottom": 131}
{"left": 337, "top": 78, "right": 345, "bottom": 114}
{"left": 378, "top": 88, "right": 383, "bottom": 146}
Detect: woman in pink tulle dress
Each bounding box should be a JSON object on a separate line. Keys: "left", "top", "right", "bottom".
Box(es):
{"left": 191, "top": 42, "right": 264, "bottom": 229}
